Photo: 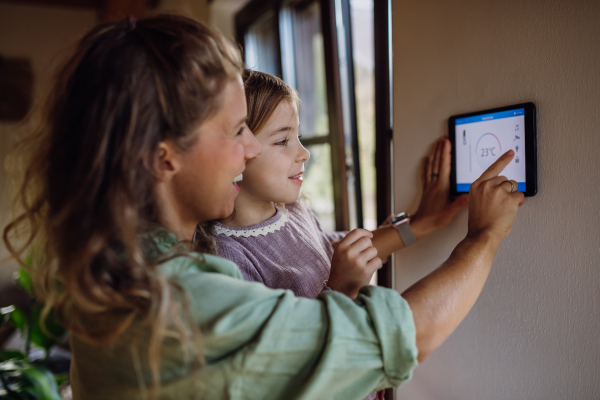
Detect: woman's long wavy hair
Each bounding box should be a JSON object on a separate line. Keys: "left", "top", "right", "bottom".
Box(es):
{"left": 2, "top": 14, "right": 242, "bottom": 393}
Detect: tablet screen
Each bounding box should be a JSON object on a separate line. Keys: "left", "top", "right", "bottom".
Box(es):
{"left": 454, "top": 108, "right": 526, "bottom": 192}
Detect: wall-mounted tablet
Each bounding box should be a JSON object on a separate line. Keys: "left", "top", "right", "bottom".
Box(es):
{"left": 449, "top": 102, "right": 537, "bottom": 197}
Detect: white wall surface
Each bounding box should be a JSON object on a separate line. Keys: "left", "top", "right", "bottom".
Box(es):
{"left": 392, "top": 0, "right": 600, "bottom": 399}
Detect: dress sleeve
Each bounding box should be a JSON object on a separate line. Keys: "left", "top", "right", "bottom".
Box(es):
{"left": 300, "top": 202, "right": 348, "bottom": 244}
{"left": 323, "top": 230, "right": 348, "bottom": 244}
{"left": 215, "top": 238, "right": 265, "bottom": 283}
{"left": 170, "top": 255, "right": 418, "bottom": 399}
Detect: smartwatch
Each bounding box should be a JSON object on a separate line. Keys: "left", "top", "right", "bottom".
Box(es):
{"left": 390, "top": 212, "right": 417, "bottom": 247}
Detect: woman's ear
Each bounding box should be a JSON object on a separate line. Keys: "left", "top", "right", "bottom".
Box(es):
{"left": 146, "top": 141, "right": 181, "bottom": 181}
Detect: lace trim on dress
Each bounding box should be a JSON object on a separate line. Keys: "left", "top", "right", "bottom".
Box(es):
{"left": 215, "top": 207, "right": 289, "bottom": 237}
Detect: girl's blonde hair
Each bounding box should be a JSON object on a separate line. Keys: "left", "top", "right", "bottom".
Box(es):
{"left": 3, "top": 14, "right": 242, "bottom": 395}
{"left": 242, "top": 69, "right": 300, "bottom": 134}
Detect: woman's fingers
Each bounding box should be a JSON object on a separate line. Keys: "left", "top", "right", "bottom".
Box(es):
{"left": 468, "top": 153, "right": 524, "bottom": 241}
{"left": 426, "top": 142, "right": 435, "bottom": 183}
{"left": 488, "top": 175, "right": 509, "bottom": 186}
{"left": 421, "top": 156, "right": 429, "bottom": 186}
{"left": 438, "top": 138, "right": 452, "bottom": 184}
{"left": 431, "top": 139, "right": 441, "bottom": 179}
{"left": 477, "top": 150, "right": 515, "bottom": 182}
{"left": 488, "top": 176, "right": 518, "bottom": 193}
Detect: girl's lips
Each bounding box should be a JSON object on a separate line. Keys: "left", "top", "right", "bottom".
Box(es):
{"left": 289, "top": 174, "right": 303, "bottom": 185}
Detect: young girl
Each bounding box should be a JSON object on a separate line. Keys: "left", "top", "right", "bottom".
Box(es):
{"left": 214, "top": 70, "right": 469, "bottom": 300}
{"left": 212, "top": 70, "right": 469, "bottom": 400}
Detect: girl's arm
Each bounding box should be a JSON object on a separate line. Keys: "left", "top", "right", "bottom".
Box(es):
{"left": 372, "top": 137, "right": 468, "bottom": 260}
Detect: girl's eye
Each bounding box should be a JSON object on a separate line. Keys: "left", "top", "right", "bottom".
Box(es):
{"left": 275, "top": 138, "right": 289, "bottom": 146}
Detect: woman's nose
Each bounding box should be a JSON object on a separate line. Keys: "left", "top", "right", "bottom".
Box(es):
{"left": 243, "top": 129, "right": 262, "bottom": 160}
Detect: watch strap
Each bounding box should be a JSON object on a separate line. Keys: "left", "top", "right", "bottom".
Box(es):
{"left": 394, "top": 218, "right": 417, "bottom": 247}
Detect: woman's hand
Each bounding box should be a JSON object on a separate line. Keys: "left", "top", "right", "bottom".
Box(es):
{"left": 328, "top": 229, "right": 382, "bottom": 299}
{"left": 410, "top": 137, "right": 469, "bottom": 239}
{"left": 402, "top": 150, "right": 524, "bottom": 363}
{"left": 467, "top": 150, "right": 525, "bottom": 242}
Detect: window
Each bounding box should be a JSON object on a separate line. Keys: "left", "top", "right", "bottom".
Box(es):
{"left": 236, "top": 0, "right": 391, "bottom": 242}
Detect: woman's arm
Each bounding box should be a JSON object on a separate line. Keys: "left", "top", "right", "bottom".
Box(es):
{"left": 402, "top": 150, "right": 524, "bottom": 362}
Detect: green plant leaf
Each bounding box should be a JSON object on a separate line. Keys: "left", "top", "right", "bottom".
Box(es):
{"left": 16, "top": 267, "right": 33, "bottom": 296}
{"left": 53, "top": 372, "right": 68, "bottom": 387}
{"left": 29, "top": 305, "right": 66, "bottom": 351}
{"left": 20, "top": 365, "right": 63, "bottom": 400}
{"left": 0, "top": 306, "right": 15, "bottom": 326}
{"left": 0, "top": 360, "right": 63, "bottom": 400}
{"left": 0, "top": 350, "right": 26, "bottom": 362}
{"left": 6, "top": 308, "right": 26, "bottom": 333}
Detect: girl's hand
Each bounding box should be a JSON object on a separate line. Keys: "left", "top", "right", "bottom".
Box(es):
{"left": 328, "top": 229, "right": 382, "bottom": 299}
{"left": 410, "top": 137, "right": 469, "bottom": 239}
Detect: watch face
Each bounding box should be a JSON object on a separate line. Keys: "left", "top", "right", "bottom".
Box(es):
{"left": 391, "top": 212, "right": 409, "bottom": 225}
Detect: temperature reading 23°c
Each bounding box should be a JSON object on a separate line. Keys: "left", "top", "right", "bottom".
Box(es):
{"left": 480, "top": 147, "right": 496, "bottom": 157}
{"left": 475, "top": 133, "right": 502, "bottom": 171}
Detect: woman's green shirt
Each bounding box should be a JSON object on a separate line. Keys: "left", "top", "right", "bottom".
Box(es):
{"left": 69, "top": 230, "right": 418, "bottom": 399}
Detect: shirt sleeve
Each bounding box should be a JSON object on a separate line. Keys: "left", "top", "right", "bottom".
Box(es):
{"left": 169, "top": 255, "right": 418, "bottom": 400}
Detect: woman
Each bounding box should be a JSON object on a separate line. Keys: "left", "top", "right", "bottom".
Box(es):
{"left": 3, "top": 15, "right": 524, "bottom": 400}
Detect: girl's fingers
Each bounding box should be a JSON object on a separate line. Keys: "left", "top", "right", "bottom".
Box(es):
{"left": 340, "top": 235, "right": 373, "bottom": 257}
{"left": 338, "top": 229, "right": 372, "bottom": 249}
{"left": 357, "top": 246, "right": 378, "bottom": 264}
{"left": 366, "top": 257, "right": 383, "bottom": 272}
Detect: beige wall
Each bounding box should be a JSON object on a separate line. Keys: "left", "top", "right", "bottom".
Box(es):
{"left": 158, "top": 0, "right": 210, "bottom": 24}
{"left": 0, "top": 1, "right": 211, "bottom": 290}
{"left": 0, "top": 3, "right": 98, "bottom": 289}
{"left": 392, "top": 0, "right": 600, "bottom": 398}
{"left": 210, "top": 0, "right": 250, "bottom": 42}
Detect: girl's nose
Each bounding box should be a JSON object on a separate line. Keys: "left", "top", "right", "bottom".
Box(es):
{"left": 297, "top": 143, "right": 310, "bottom": 163}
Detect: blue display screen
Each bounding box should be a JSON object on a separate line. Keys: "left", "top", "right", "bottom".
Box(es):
{"left": 455, "top": 108, "right": 526, "bottom": 192}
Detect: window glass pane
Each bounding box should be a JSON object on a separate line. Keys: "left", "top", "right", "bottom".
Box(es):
{"left": 245, "top": 9, "right": 280, "bottom": 77}
{"left": 303, "top": 143, "right": 335, "bottom": 231}
{"left": 293, "top": 1, "right": 329, "bottom": 139}
{"left": 351, "top": 0, "right": 376, "bottom": 230}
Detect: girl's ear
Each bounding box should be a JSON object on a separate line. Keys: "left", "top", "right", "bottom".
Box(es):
{"left": 146, "top": 141, "right": 182, "bottom": 181}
